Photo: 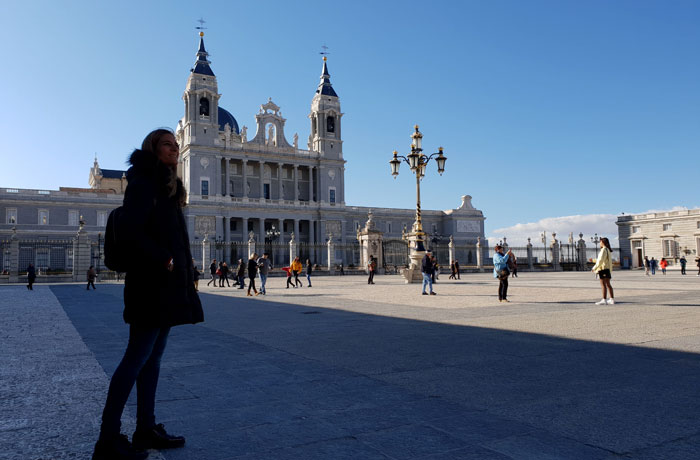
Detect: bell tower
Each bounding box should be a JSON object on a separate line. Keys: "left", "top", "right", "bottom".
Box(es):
{"left": 181, "top": 32, "right": 220, "bottom": 146}
{"left": 309, "top": 57, "right": 343, "bottom": 159}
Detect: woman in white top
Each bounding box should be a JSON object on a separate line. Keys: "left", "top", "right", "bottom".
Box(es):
{"left": 591, "top": 237, "right": 615, "bottom": 305}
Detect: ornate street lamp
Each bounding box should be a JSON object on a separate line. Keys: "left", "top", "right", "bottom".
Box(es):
{"left": 265, "top": 225, "right": 281, "bottom": 264}
{"left": 389, "top": 125, "right": 447, "bottom": 282}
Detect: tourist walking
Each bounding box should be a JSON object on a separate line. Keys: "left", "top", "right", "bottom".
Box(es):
{"left": 592, "top": 237, "right": 615, "bottom": 305}
{"left": 291, "top": 257, "right": 303, "bottom": 287}
{"left": 367, "top": 255, "right": 376, "bottom": 284}
{"left": 454, "top": 260, "right": 460, "bottom": 279}
{"left": 650, "top": 257, "right": 657, "bottom": 275}
{"left": 283, "top": 265, "right": 295, "bottom": 288}
{"left": 449, "top": 261, "right": 456, "bottom": 280}
{"left": 247, "top": 253, "right": 259, "bottom": 296}
{"left": 696, "top": 257, "right": 700, "bottom": 276}
{"left": 431, "top": 256, "right": 439, "bottom": 283}
{"left": 87, "top": 265, "right": 97, "bottom": 290}
{"left": 421, "top": 250, "right": 436, "bottom": 295}
{"left": 339, "top": 263, "right": 344, "bottom": 275}
{"left": 660, "top": 258, "right": 668, "bottom": 275}
{"left": 220, "top": 261, "right": 230, "bottom": 287}
{"left": 26, "top": 263, "right": 36, "bottom": 290}
{"left": 257, "top": 253, "right": 271, "bottom": 295}
{"left": 643, "top": 256, "right": 650, "bottom": 276}
{"left": 207, "top": 259, "right": 217, "bottom": 286}
{"left": 236, "top": 258, "right": 246, "bottom": 289}
{"left": 92, "top": 129, "right": 203, "bottom": 460}
{"left": 306, "top": 259, "right": 313, "bottom": 287}
{"left": 680, "top": 255, "right": 687, "bottom": 275}
{"left": 493, "top": 245, "right": 513, "bottom": 302}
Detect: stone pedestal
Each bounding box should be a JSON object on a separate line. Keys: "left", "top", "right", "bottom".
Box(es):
{"left": 357, "top": 211, "right": 384, "bottom": 275}
{"left": 577, "top": 236, "right": 587, "bottom": 271}
{"left": 72, "top": 225, "right": 91, "bottom": 282}
{"left": 202, "top": 235, "right": 211, "bottom": 272}
{"left": 448, "top": 235, "right": 455, "bottom": 267}
{"left": 9, "top": 228, "right": 19, "bottom": 283}
{"left": 247, "top": 231, "right": 256, "bottom": 258}
{"left": 476, "top": 237, "right": 484, "bottom": 273}
{"left": 327, "top": 235, "right": 335, "bottom": 272}
{"left": 289, "top": 233, "right": 298, "bottom": 264}
{"left": 526, "top": 239, "right": 534, "bottom": 270}
{"left": 551, "top": 233, "right": 561, "bottom": 271}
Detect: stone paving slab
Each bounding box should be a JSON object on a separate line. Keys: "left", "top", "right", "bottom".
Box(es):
{"left": 2, "top": 270, "right": 700, "bottom": 459}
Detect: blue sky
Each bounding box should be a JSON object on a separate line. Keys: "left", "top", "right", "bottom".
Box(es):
{"left": 1, "top": 0, "right": 698, "bottom": 242}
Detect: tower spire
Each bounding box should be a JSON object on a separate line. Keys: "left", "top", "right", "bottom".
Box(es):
{"left": 191, "top": 30, "right": 215, "bottom": 76}
{"left": 316, "top": 56, "right": 337, "bottom": 97}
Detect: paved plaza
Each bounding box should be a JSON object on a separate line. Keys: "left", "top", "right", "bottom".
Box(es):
{"left": 2, "top": 270, "right": 700, "bottom": 459}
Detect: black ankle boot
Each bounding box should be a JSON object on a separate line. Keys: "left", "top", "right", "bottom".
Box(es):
{"left": 132, "top": 423, "right": 185, "bottom": 450}
{"left": 92, "top": 434, "right": 148, "bottom": 460}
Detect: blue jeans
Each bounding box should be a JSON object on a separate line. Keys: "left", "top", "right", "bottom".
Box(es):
{"left": 306, "top": 273, "right": 312, "bottom": 286}
{"left": 100, "top": 325, "right": 171, "bottom": 439}
{"left": 260, "top": 273, "right": 267, "bottom": 293}
{"left": 422, "top": 273, "right": 433, "bottom": 293}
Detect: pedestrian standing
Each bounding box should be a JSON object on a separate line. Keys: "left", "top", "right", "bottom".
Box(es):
{"left": 643, "top": 256, "right": 650, "bottom": 276}
{"left": 339, "top": 263, "right": 344, "bottom": 275}
{"left": 291, "top": 257, "right": 303, "bottom": 287}
{"left": 421, "top": 250, "right": 436, "bottom": 295}
{"left": 306, "top": 259, "right": 313, "bottom": 287}
{"left": 247, "top": 253, "right": 259, "bottom": 296}
{"left": 192, "top": 259, "right": 200, "bottom": 291}
{"left": 87, "top": 265, "right": 97, "bottom": 290}
{"left": 508, "top": 252, "right": 518, "bottom": 278}
{"left": 367, "top": 255, "right": 376, "bottom": 285}
{"left": 449, "top": 261, "right": 456, "bottom": 280}
{"left": 431, "top": 256, "right": 438, "bottom": 284}
{"left": 27, "top": 263, "right": 36, "bottom": 290}
{"left": 257, "top": 253, "right": 271, "bottom": 295}
{"left": 236, "top": 258, "right": 246, "bottom": 289}
{"left": 650, "top": 257, "right": 657, "bottom": 275}
{"left": 679, "top": 255, "right": 687, "bottom": 275}
{"left": 207, "top": 259, "right": 217, "bottom": 286}
{"left": 592, "top": 237, "right": 615, "bottom": 305}
{"left": 92, "top": 129, "right": 203, "bottom": 460}
{"left": 493, "top": 245, "right": 513, "bottom": 302}
{"left": 455, "top": 260, "right": 460, "bottom": 279}
{"left": 660, "top": 258, "right": 668, "bottom": 275}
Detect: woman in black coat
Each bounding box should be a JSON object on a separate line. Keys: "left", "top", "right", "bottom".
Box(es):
{"left": 93, "top": 129, "right": 203, "bottom": 460}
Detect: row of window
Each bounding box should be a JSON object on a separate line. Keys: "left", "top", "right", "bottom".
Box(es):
{"left": 200, "top": 179, "right": 337, "bottom": 203}
{"left": 632, "top": 221, "right": 700, "bottom": 233}
{"left": 5, "top": 208, "right": 108, "bottom": 226}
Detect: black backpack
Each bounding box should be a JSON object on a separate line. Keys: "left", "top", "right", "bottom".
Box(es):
{"left": 104, "top": 206, "right": 129, "bottom": 272}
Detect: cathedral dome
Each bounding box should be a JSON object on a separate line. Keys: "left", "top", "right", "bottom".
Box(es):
{"left": 218, "top": 106, "right": 240, "bottom": 134}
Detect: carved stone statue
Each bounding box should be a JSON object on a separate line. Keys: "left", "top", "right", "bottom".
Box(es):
{"left": 240, "top": 126, "right": 247, "bottom": 143}
{"left": 248, "top": 231, "right": 255, "bottom": 242}
{"left": 267, "top": 124, "right": 275, "bottom": 145}
{"left": 293, "top": 132, "right": 298, "bottom": 149}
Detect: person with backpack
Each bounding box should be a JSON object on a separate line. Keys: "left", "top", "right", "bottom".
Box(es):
{"left": 367, "top": 255, "right": 376, "bottom": 285}
{"left": 93, "top": 129, "right": 203, "bottom": 460}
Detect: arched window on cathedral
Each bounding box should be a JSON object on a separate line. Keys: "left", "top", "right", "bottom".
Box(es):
{"left": 199, "top": 97, "right": 210, "bottom": 116}
{"left": 326, "top": 115, "right": 335, "bottom": 133}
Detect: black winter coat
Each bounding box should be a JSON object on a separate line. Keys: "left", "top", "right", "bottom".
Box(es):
{"left": 121, "top": 149, "right": 204, "bottom": 328}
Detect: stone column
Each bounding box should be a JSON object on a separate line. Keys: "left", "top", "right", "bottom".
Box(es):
{"left": 294, "top": 219, "right": 300, "bottom": 240}
{"left": 72, "top": 225, "right": 91, "bottom": 282}
{"left": 293, "top": 165, "right": 299, "bottom": 202}
{"left": 476, "top": 236, "right": 484, "bottom": 272}
{"left": 527, "top": 238, "right": 534, "bottom": 270}
{"left": 215, "top": 155, "right": 222, "bottom": 197}
{"left": 242, "top": 159, "right": 248, "bottom": 199}
{"left": 202, "top": 234, "right": 211, "bottom": 274}
{"left": 258, "top": 218, "right": 265, "bottom": 244}
{"left": 551, "top": 233, "right": 560, "bottom": 271}
{"left": 277, "top": 163, "right": 283, "bottom": 200}
{"left": 309, "top": 166, "right": 314, "bottom": 202}
{"left": 8, "top": 228, "right": 19, "bottom": 283}
{"left": 448, "top": 235, "right": 455, "bottom": 267}
{"left": 241, "top": 218, "right": 249, "bottom": 242}
{"left": 225, "top": 160, "right": 231, "bottom": 196}
{"left": 223, "top": 217, "right": 230, "bottom": 243}
{"left": 248, "top": 231, "right": 256, "bottom": 258}
{"left": 259, "top": 161, "right": 265, "bottom": 199}
{"left": 577, "top": 234, "right": 587, "bottom": 271}
{"left": 309, "top": 220, "right": 315, "bottom": 244}
{"left": 327, "top": 233, "right": 334, "bottom": 272}
{"left": 289, "top": 232, "right": 297, "bottom": 262}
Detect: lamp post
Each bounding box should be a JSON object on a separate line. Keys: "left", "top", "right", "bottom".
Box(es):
{"left": 265, "top": 225, "right": 281, "bottom": 264}
{"left": 541, "top": 231, "right": 547, "bottom": 263}
{"left": 389, "top": 125, "right": 446, "bottom": 282}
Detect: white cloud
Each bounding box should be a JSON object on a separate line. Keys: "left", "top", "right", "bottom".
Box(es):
{"left": 488, "top": 214, "right": 618, "bottom": 246}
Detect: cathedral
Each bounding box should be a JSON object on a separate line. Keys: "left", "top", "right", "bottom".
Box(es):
{"left": 0, "top": 33, "right": 486, "bottom": 268}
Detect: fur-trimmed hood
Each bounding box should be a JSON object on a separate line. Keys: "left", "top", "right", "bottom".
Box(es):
{"left": 126, "top": 149, "right": 186, "bottom": 206}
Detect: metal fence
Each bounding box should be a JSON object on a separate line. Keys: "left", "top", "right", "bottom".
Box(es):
{"left": 382, "top": 239, "right": 409, "bottom": 268}
{"left": 298, "top": 242, "right": 329, "bottom": 266}
{"left": 335, "top": 242, "right": 361, "bottom": 268}
{"left": 18, "top": 240, "right": 74, "bottom": 274}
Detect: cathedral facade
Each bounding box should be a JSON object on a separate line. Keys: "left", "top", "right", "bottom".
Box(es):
{"left": 0, "top": 34, "right": 486, "bottom": 267}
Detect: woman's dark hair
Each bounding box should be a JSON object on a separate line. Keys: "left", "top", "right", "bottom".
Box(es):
{"left": 141, "top": 128, "right": 175, "bottom": 155}
{"left": 494, "top": 245, "right": 503, "bottom": 252}
{"left": 600, "top": 237, "right": 613, "bottom": 252}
